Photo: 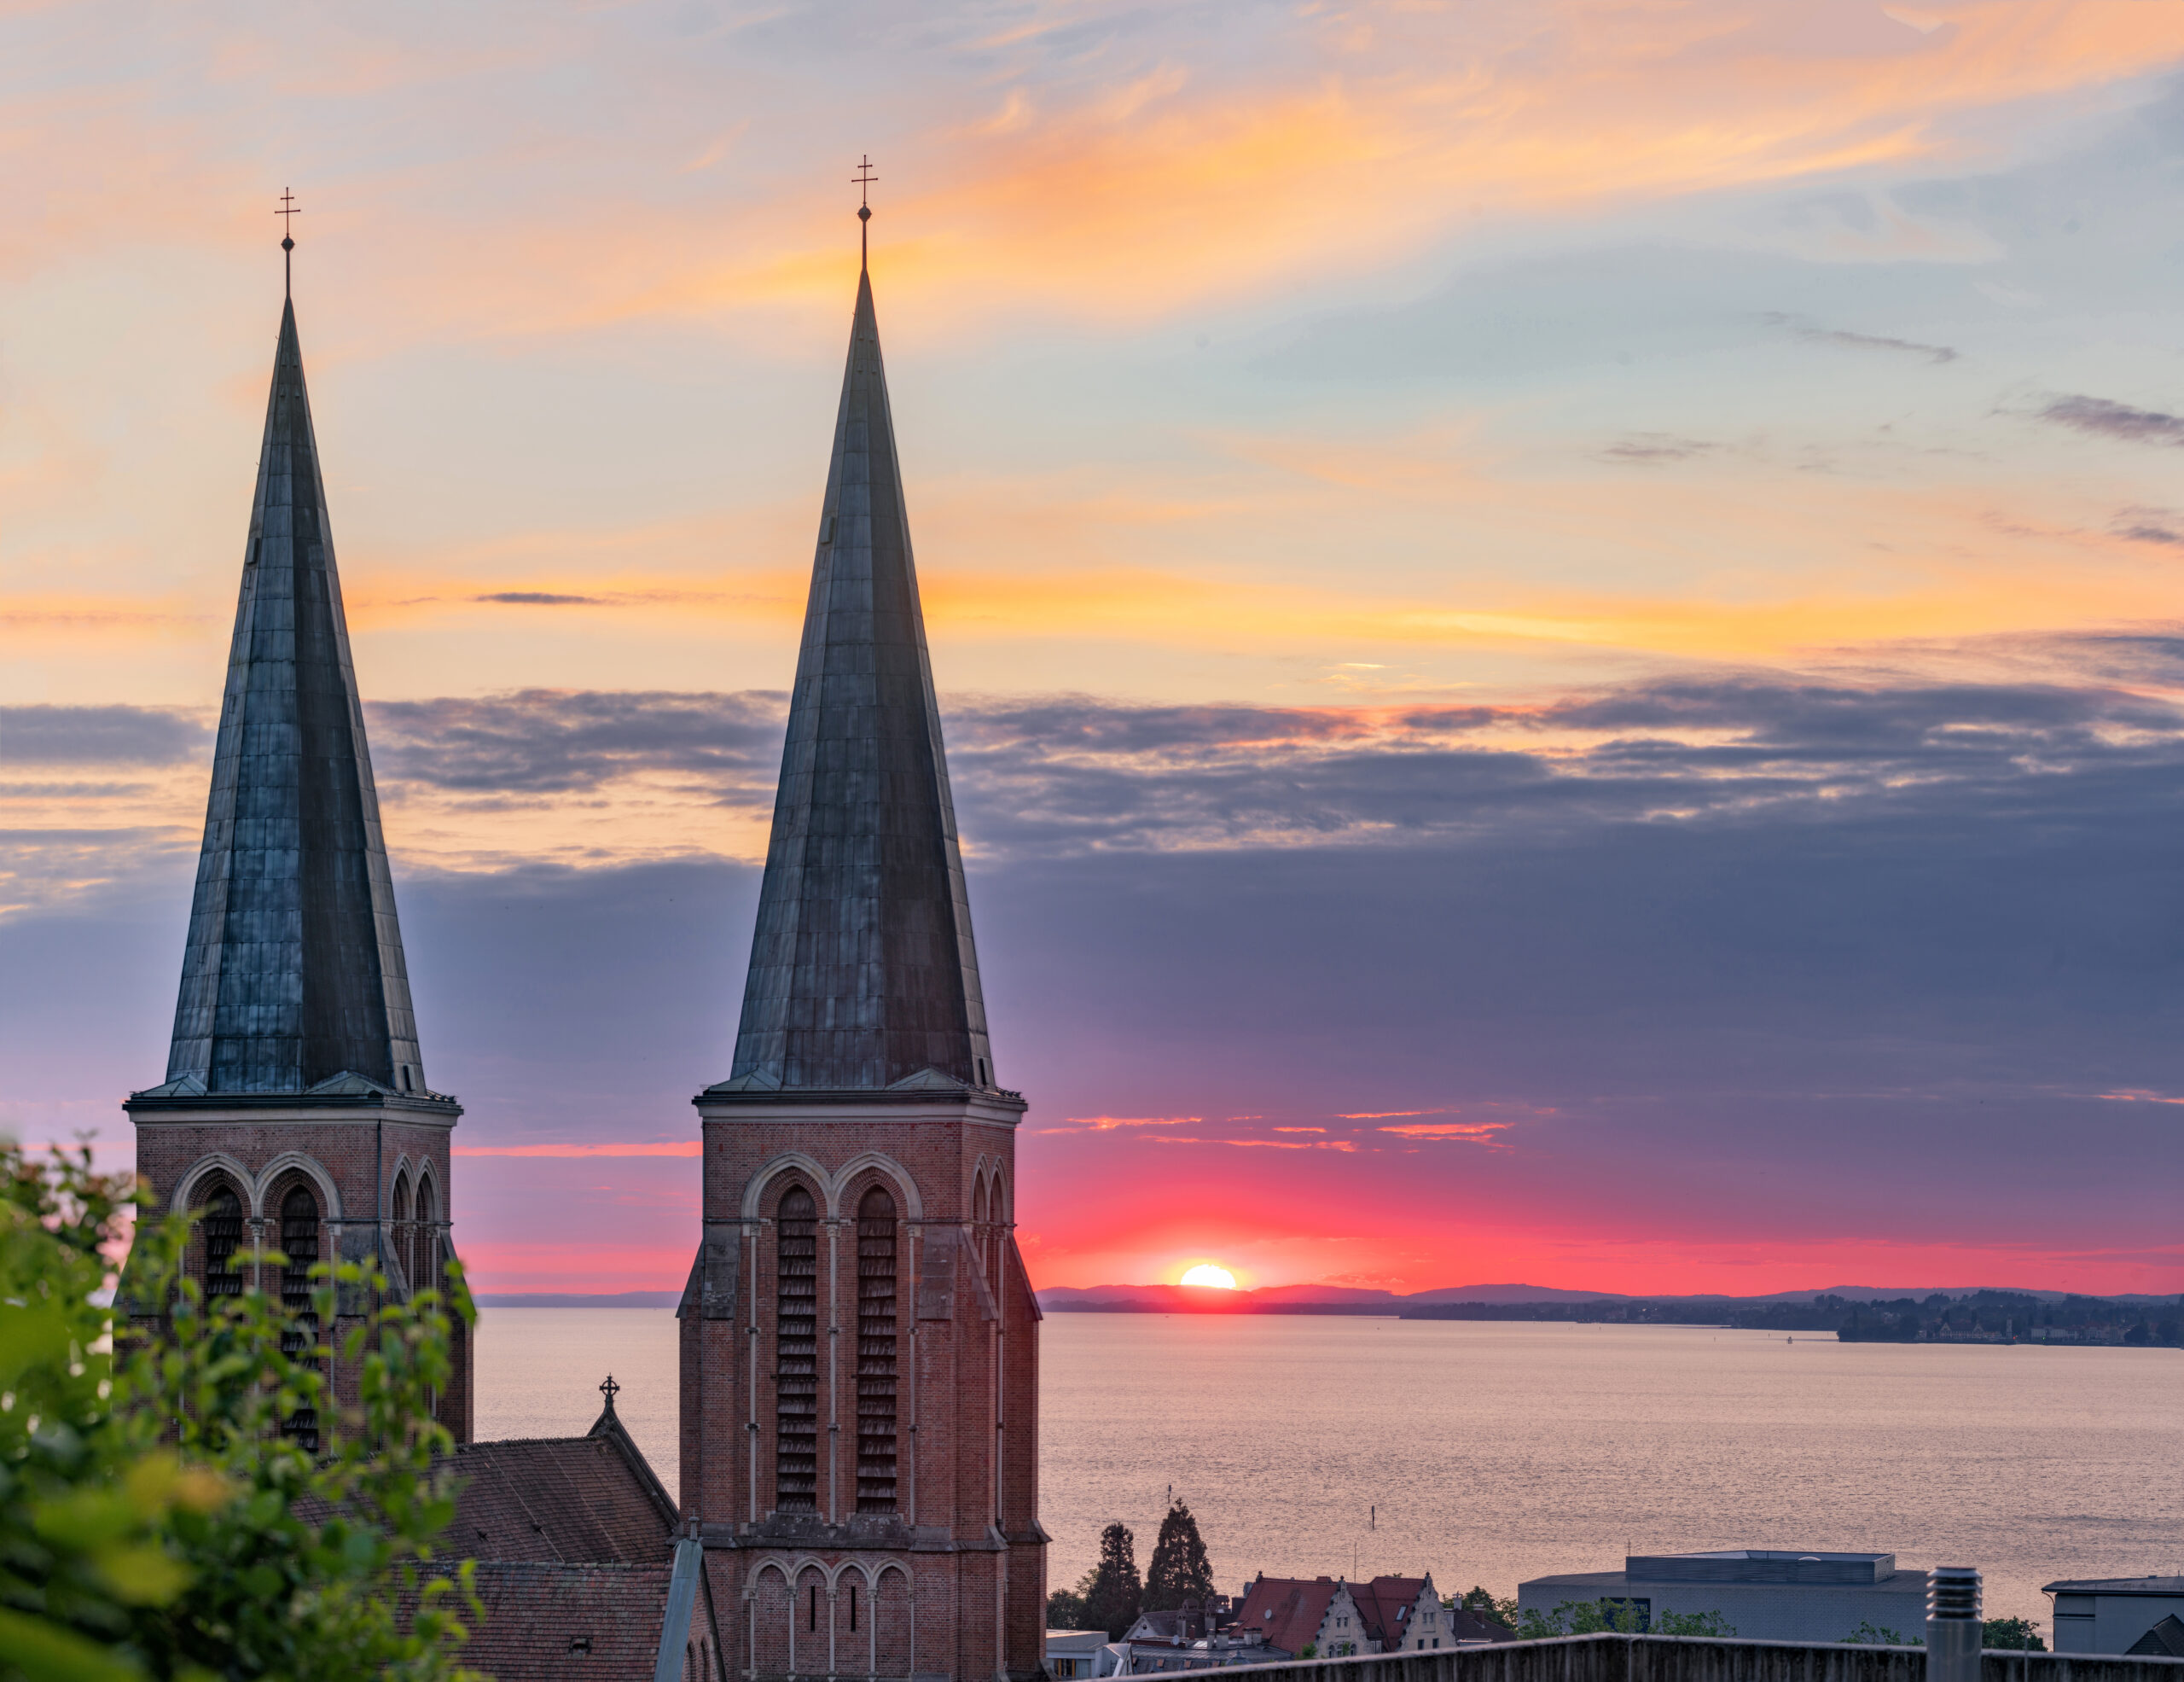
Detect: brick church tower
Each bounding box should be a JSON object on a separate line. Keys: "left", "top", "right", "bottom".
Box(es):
{"left": 125, "top": 236, "right": 471, "bottom": 1444}
{"left": 678, "top": 207, "right": 1046, "bottom": 1681}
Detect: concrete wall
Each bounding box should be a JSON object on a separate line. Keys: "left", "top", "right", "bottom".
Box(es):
{"left": 1182, "top": 1633, "right": 2184, "bottom": 1682}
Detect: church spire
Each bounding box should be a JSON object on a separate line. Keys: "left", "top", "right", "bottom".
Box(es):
{"left": 148, "top": 243, "right": 432, "bottom": 1100}
{"left": 720, "top": 197, "right": 996, "bottom": 1094}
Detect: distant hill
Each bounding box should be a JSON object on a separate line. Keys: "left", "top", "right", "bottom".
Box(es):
{"left": 1034, "top": 1282, "right": 2181, "bottom": 1312}
{"left": 1403, "top": 1283, "right": 1632, "bottom": 1304}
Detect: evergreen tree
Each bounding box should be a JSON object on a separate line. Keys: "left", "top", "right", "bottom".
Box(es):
{"left": 1083, "top": 1522, "right": 1143, "bottom": 1639}
{"left": 1143, "top": 1499, "right": 1216, "bottom": 1611}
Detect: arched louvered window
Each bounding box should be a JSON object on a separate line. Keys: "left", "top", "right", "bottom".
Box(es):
{"left": 203, "top": 1185, "right": 245, "bottom": 1298}
{"left": 390, "top": 1173, "right": 412, "bottom": 1288}
{"left": 856, "top": 1185, "right": 898, "bottom": 1513}
{"left": 774, "top": 1185, "right": 819, "bottom": 1511}
{"left": 279, "top": 1185, "right": 321, "bottom": 1452}
{"left": 411, "top": 1175, "right": 437, "bottom": 1294}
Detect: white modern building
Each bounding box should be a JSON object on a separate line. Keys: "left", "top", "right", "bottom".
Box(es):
{"left": 2044, "top": 1578, "right": 2184, "bottom": 1655}
{"left": 1519, "top": 1551, "right": 1931, "bottom": 1644}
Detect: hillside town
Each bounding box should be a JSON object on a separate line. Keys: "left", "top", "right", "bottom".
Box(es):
{"left": 1044, "top": 1507, "right": 2184, "bottom": 1678}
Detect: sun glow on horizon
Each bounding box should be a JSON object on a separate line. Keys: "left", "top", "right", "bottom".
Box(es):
{"left": 1179, "top": 1263, "right": 1238, "bottom": 1290}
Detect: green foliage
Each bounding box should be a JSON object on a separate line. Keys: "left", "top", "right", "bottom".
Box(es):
{"left": 1514, "top": 1600, "right": 1647, "bottom": 1638}
{"left": 1142, "top": 1499, "right": 1216, "bottom": 1612}
{"left": 1455, "top": 1586, "right": 1519, "bottom": 1633}
{"left": 1499, "top": 1599, "right": 1733, "bottom": 1640}
{"left": 1652, "top": 1609, "right": 1737, "bottom": 1638}
{"left": 1842, "top": 1622, "right": 1915, "bottom": 1646}
{"left": 1298, "top": 1644, "right": 1316, "bottom": 1661}
{"left": 0, "top": 1138, "right": 481, "bottom": 1682}
{"left": 1048, "top": 1569, "right": 1095, "bottom": 1633}
{"left": 1083, "top": 1522, "right": 1143, "bottom": 1640}
{"left": 1984, "top": 1617, "right": 2046, "bottom": 1651}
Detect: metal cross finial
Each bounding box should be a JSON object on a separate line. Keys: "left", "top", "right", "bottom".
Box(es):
{"left": 600, "top": 1373, "right": 620, "bottom": 1407}
{"left": 275, "top": 189, "right": 302, "bottom": 297}
{"left": 852, "top": 155, "right": 877, "bottom": 269}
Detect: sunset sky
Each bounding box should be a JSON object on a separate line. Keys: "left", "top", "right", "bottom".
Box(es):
{"left": 5, "top": 0, "right": 2182, "bottom": 1296}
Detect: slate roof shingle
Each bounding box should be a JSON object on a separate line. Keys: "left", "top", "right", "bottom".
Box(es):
{"left": 450, "top": 1425, "right": 677, "bottom": 1565}
{"left": 462, "top": 1560, "right": 676, "bottom": 1681}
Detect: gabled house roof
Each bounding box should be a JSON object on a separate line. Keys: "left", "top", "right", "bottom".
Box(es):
{"left": 1349, "top": 1575, "right": 1430, "bottom": 1648}
{"left": 2129, "top": 1615, "right": 2184, "bottom": 1658}
{"left": 1232, "top": 1576, "right": 1345, "bottom": 1657}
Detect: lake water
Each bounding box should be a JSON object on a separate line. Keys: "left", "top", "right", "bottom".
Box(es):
{"left": 474, "top": 1310, "right": 2181, "bottom": 1630}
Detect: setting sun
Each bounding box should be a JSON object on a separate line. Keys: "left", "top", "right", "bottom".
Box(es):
{"left": 1179, "top": 1264, "right": 1238, "bottom": 1290}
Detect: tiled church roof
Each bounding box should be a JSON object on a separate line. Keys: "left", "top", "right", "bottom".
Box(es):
{"left": 459, "top": 1560, "right": 677, "bottom": 1680}
{"left": 717, "top": 252, "right": 996, "bottom": 1097}
{"left": 432, "top": 1396, "right": 696, "bottom": 1678}
{"left": 450, "top": 1429, "right": 677, "bottom": 1564}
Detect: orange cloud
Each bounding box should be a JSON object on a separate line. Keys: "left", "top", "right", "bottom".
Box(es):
{"left": 1066, "top": 1115, "right": 1205, "bottom": 1130}
{"left": 1142, "top": 1136, "right": 1359, "bottom": 1151}
{"left": 1379, "top": 1122, "right": 1517, "bottom": 1146}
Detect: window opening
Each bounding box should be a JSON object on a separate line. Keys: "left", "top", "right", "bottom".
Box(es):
{"left": 412, "top": 1178, "right": 436, "bottom": 1294}
{"left": 204, "top": 1186, "right": 245, "bottom": 1298}
{"left": 855, "top": 1185, "right": 898, "bottom": 1513}
{"left": 775, "top": 1187, "right": 820, "bottom": 1510}
{"left": 279, "top": 1185, "right": 321, "bottom": 1451}
{"left": 391, "top": 1173, "right": 410, "bottom": 1286}
{"left": 809, "top": 1585, "right": 819, "bottom": 1632}
{"left": 850, "top": 1585, "right": 858, "bottom": 1632}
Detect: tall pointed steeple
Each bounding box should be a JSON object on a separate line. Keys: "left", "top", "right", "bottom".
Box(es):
{"left": 721, "top": 224, "right": 995, "bottom": 1093}
{"left": 683, "top": 189, "right": 1043, "bottom": 1677}
{"left": 151, "top": 270, "right": 429, "bottom": 1097}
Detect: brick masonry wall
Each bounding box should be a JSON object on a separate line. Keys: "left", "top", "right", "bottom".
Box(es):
{"left": 126, "top": 1104, "right": 472, "bottom": 1443}
{"left": 684, "top": 1098, "right": 1043, "bottom": 1679}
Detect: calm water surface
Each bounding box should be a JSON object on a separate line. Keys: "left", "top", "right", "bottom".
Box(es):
{"left": 477, "top": 1311, "right": 2180, "bottom": 1627}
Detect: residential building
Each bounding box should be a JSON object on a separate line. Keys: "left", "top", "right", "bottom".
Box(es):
{"left": 1349, "top": 1574, "right": 1479, "bottom": 1651}
{"left": 1519, "top": 1551, "right": 1931, "bottom": 1644}
{"left": 1048, "top": 1631, "right": 1110, "bottom": 1678}
{"left": 1228, "top": 1573, "right": 1498, "bottom": 1658}
{"left": 2045, "top": 1579, "right": 2184, "bottom": 1654}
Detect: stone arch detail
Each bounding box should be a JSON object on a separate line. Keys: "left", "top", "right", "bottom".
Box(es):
{"left": 830, "top": 1560, "right": 872, "bottom": 1674}
{"left": 168, "top": 1151, "right": 255, "bottom": 1215}
{"left": 829, "top": 1151, "right": 922, "bottom": 1222}
{"left": 252, "top": 1151, "right": 342, "bottom": 1223}
{"left": 872, "top": 1562, "right": 913, "bottom": 1679}
{"left": 743, "top": 1149, "right": 924, "bottom": 1224}
{"left": 741, "top": 1152, "right": 833, "bottom": 1222}
{"left": 749, "top": 1561, "right": 793, "bottom": 1680}
{"left": 793, "top": 1563, "right": 829, "bottom": 1675}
